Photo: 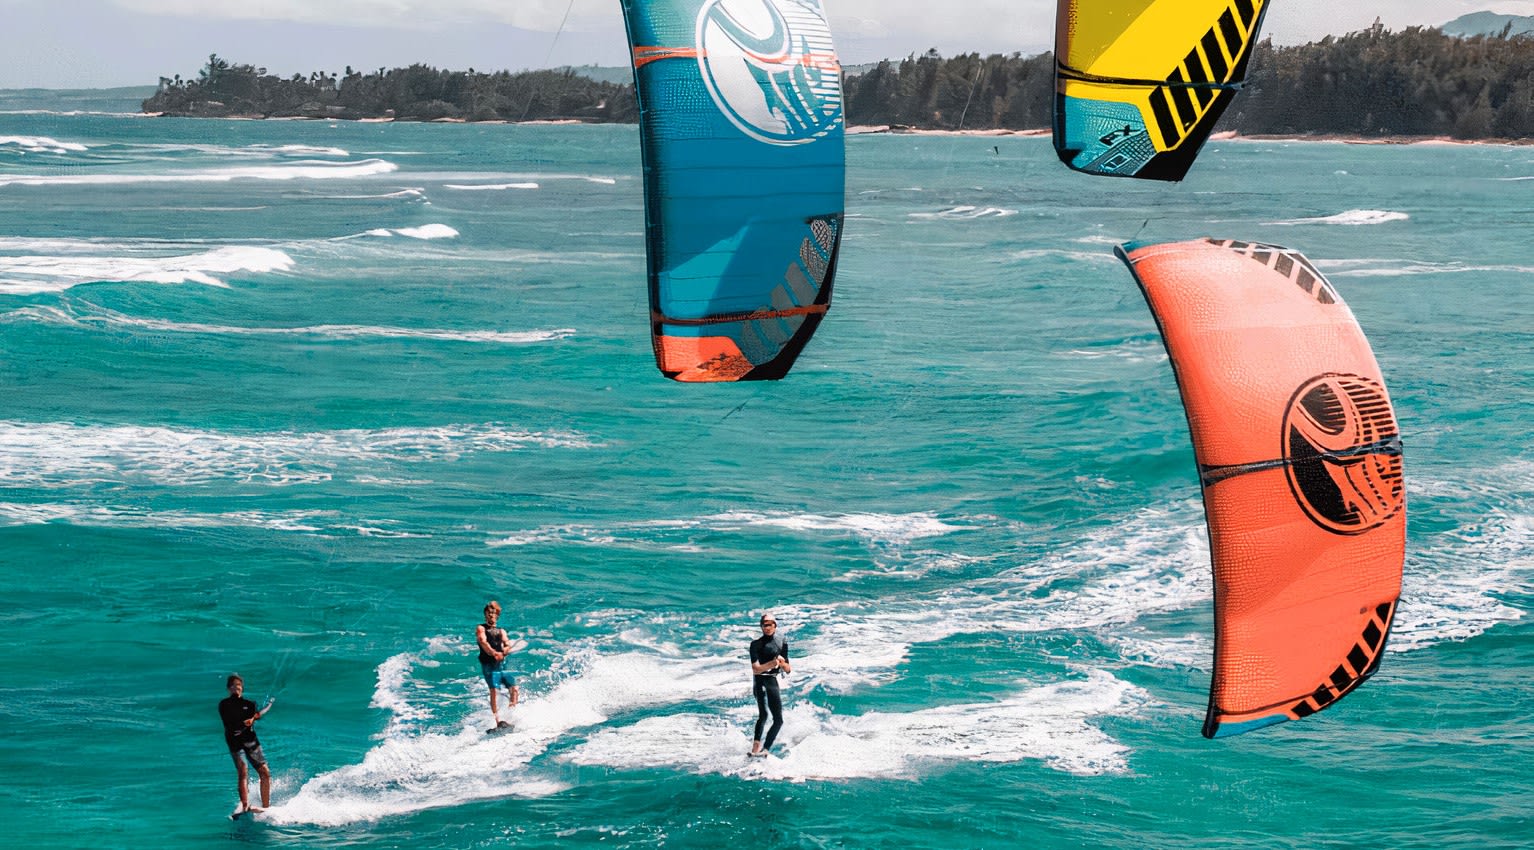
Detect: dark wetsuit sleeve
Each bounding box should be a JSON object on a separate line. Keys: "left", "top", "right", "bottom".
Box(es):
{"left": 748, "top": 638, "right": 762, "bottom": 665}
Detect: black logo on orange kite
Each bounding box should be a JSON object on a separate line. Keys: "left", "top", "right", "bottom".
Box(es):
{"left": 1282, "top": 373, "right": 1404, "bottom": 535}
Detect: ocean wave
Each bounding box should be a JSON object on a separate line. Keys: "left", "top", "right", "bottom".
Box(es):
{"left": 566, "top": 669, "right": 1150, "bottom": 780}
{"left": 0, "top": 421, "right": 595, "bottom": 489}
{"left": 359, "top": 223, "right": 459, "bottom": 240}
{"left": 306, "top": 188, "right": 425, "bottom": 200}
{"left": 0, "top": 157, "right": 397, "bottom": 187}
{"left": 266, "top": 635, "right": 1143, "bottom": 825}
{"left": 1008, "top": 247, "right": 1122, "bottom": 265}
{"left": 909, "top": 205, "right": 1018, "bottom": 219}
{"left": 266, "top": 144, "right": 348, "bottom": 157}
{"left": 412, "top": 170, "right": 617, "bottom": 186}
{"left": 1391, "top": 464, "right": 1534, "bottom": 649}
{"left": 0, "top": 135, "right": 88, "bottom": 153}
{"left": 0, "top": 501, "right": 336, "bottom": 533}
{"left": 488, "top": 510, "right": 965, "bottom": 550}
{"left": 1264, "top": 209, "right": 1411, "bottom": 226}
{"left": 0, "top": 304, "right": 575, "bottom": 344}
{"left": 265, "top": 645, "right": 727, "bottom": 825}
{"left": 1325, "top": 260, "right": 1534, "bottom": 278}
{"left": 443, "top": 182, "right": 540, "bottom": 191}
{"left": 1058, "top": 341, "right": 1168, "bottom": 363}
{"left": 0, "top": 245, "right": 292, "bottom": 294}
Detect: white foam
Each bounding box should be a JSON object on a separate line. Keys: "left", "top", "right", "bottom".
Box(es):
{"left": 0, "top": 421, "right": 595, "bottom": 489}
{"left": 1390, "top": 464, "right": 1533, "bottom": 649}
{"left": 488, "top": 510, "right": 963, "bottom": 549}
{"left": 788, "top": 503, "right": 1211, "bottom": 692}
{"left": 1325, "top": 260, "right": 1534, "bottom": 278}
{"left": 1008, "top": 247, "right": 1121, "bottom": 265}
{"left": 909, "top": 205, "right": 1018, "bottom": 219}
{"left": 265, "top": 724, "right": 569, "bottom": 826}
{"left": 267, "top": 144, "right": 349, "bottom": 157}
{"left": 1058, "top": 341, "right": 1168, "bottom": 364}
{"left": 314, "top": 188, "right": 424, "bottom": 199}
{"left": 0, "top": 501, "right": 335, "bottom": 533}
{"left": 0, "top": 135, "right": 88, "bottom": 153}
{"left": 410, "top": 170, "right": 617, "bottom": 186}
{"left": 265, "top": 644, "right": 739, "bottom": 825}
{"left": 0, "top": 304, "right": 575, "bottom": 344}
{"left": 265, "top": 626, "right": 1147, "bottom": 827}
{"left": 0, "top": 246, "right": 292, "bottom": 294}
{"left": 444, "top": 182, "right": 540, "bottom": 191}
{"left": 0, "top": 158, "right": 397, "bottom": 187}
{"left": 1264, "top": 209, "right": 1410, "bottom": 226}
{"left": 566, "top": 670, "right": 1151, "bottom": 780}
{"left": 360, "top": 224, "right": 459, "bottom": 240}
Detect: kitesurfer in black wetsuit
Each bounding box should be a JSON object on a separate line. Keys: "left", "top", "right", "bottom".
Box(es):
{"left": 748, "top": 612, "right": 791, "bottom": 757}
{"left": 219, "top": 674, "right": 272, "bottom": 817}
{"left": 476, "top": 600, "right": 519, "bottom": 727}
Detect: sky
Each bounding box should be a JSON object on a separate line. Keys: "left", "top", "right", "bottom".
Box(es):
{"left": 2, "top": 0, "right": 1532, "bottom": 89}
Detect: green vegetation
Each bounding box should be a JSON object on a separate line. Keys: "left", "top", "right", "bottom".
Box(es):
{"left": 147, "top": 24, "right": 1534, "bottom": 139}
{"left": 840, "top": 25, "right": 1534, "bottom": 139}
{"left": 143, "top": 55, "right": 636, "bottom": 122}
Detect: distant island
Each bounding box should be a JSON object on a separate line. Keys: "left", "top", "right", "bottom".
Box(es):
{"left": 144, "top": 22, "right": 1534, "bottom": 141}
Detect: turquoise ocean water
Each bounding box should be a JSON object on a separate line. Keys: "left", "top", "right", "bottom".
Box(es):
{"left": 1, "top": 104, "right": 1530, "bottom": 849}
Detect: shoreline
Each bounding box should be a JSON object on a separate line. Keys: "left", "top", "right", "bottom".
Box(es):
{"left": 42, "top": 109, "right": 1534, "bottom": 147}
{"left": 846, "top": 124, "right": 1533, "bottom": 146}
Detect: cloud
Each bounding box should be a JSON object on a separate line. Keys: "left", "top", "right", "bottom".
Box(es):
{"left": 96, "top": 0, "right": 1531, "bottom": 47}
{"left": 106, "top": 0, "right": 615, "bottom": 31}
{"left": 828, "top": 0, "right": 1052, "bottom": 42}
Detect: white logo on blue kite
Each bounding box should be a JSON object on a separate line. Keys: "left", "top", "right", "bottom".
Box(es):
{"left": 695, "top": 0, "right": 843, "bottom": 146}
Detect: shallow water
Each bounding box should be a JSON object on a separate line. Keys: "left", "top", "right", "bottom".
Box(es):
{"left": 0, "top": 111, "right": 1530, "bottom": 849}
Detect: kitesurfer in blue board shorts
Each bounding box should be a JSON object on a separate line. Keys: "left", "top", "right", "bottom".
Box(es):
{"left": 477, "top": 600, "right": 519, "bottom": 727}
{"left": 748, "top": 612, "right": 791, "bottom": 757}
{"left": 219, "top": 674, "right": 272, "bottom": 817}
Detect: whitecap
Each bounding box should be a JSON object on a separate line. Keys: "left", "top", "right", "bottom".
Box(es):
{"left": 1264, "top": 209, "right": 1410, "bottom": 226}
{"left": 909, "top": 205, "right": 1018, "bottom": 219}
{"left": 0, "top": 158, "right": 397, "bottom": 187}
{"left": 376, "top": 223, "right": 459, "bottom": 240}
{"left": 0, "top": 421, "right": 596, "bottom": 489}
{"left": 0, "top": 246, "right": 292, "bottom": 294}
{"left": 0, "top": 135, "right": 88, "bottom": 153}
{"left": 0, "top": 304, "right": 575, "bottom": 345}
{"left": 488, "top": 510, "right": 964, "bottom": 550}
{"left": 444, "top": 182, "right": 540, "bottom": 191}
{"left": 0, "top": 502, "right": 335, "bottom": 533}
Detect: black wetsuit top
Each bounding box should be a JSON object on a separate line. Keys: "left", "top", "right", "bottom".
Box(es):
{"left": 478, "top": 623, "right": 507, "bottom": 666}
{"left": 219, "top": 696, "right": 260, "bottom": 748}
{"left": 749, "top": 633, "right": 789, "bottom": 678}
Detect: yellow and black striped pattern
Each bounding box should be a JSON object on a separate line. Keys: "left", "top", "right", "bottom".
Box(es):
{"left": 1057, "top": 0, "right": 1269, "bottom": 153}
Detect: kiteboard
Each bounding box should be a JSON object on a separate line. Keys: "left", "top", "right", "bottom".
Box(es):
{"left": 485, "top": 719, "right": 514, "bottom": 736}
{"left": 229, "top": 804, "right": 264, "bottom": 821}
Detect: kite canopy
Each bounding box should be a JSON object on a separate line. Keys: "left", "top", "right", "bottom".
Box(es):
{"left": 1117, "top": 238, "right": 1405, "bottom": 738}
{"left": 620, "top": 0, "right": 845, "bottom": 381}
{"left": 1054, "top": 0, "right": 1271, "bottom": 181}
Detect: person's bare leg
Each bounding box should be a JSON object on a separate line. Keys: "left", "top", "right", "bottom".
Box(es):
{"left": 489, "top": 689, "right": 500, "bottom": 724}
{"left": 257, "top": 763, "right": 271, "bottom": 809}
{"left": 233, "top": 755, "right": 250, "bottom": 811}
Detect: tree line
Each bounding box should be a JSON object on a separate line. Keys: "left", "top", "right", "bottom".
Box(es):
{"left": 144, "top": 55, "right": 637, "bottom": 122}
{"left": 146, "top": 24, "right": 1534, "bottom": 139}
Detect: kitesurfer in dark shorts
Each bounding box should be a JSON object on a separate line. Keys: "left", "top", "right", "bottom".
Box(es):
{"left": 219, "top": 674, "right": 272, "bottom": 817}
{"left": 748, "top": 612, "right": 791, "bottom": 757}
{"left": 477, "top": 600, "right": 519, "bottom": 727}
